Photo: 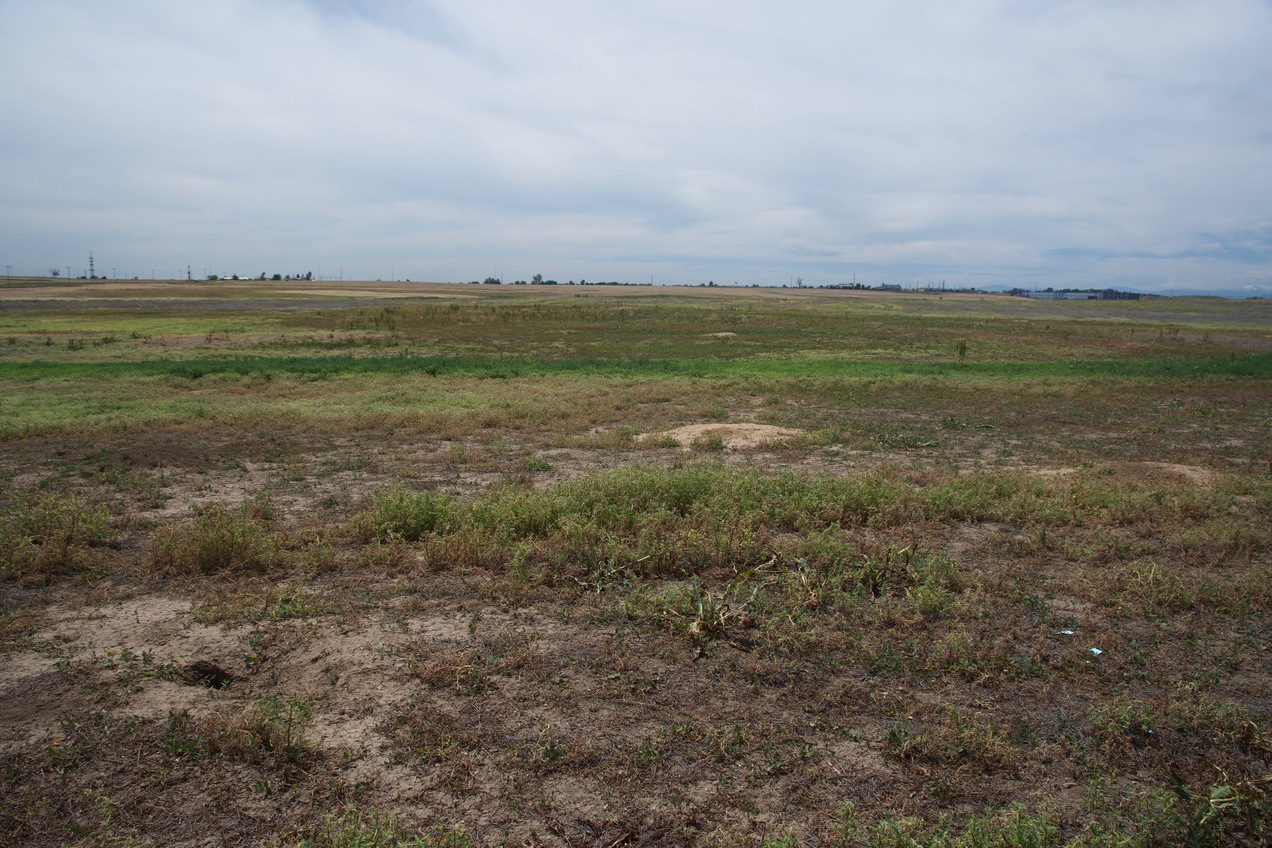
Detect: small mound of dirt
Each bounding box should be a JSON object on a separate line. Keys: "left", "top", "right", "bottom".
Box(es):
{"left": 641, "top": 423, "right": 803, "bottom": 450}
{"left": 704, "top": 332, "right": 737, "bottom": 338}
{"left": 1033, "top": 461, "right": 1217, "bottom": 487}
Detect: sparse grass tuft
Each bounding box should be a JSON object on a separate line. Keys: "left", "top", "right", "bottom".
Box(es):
{"left": 887, "top": 706, "right": 1017, "bottom": 772}
{"left": 292, "top": 804, "right": 470, "bottom": 847}
{"left": 198, "top": 689, "right": 313, "bottom": 768}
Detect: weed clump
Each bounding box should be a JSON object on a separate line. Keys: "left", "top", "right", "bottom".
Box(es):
{"left": 196, "top": 690, "right": 313, "bottom": 768}
{"left": 351, "top": 484, "right": 452, "bottom": 543}
{"left": 294, "top": 803, "right": 467, "bottom": 847}
{"left": 0, "top": 490, "right": 114, "bottom": 581}
{"left": 148, "top": 503, "right": 278, "bottom": 575}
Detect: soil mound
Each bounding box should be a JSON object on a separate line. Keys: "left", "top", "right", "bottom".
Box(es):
{"left": 1034, "top": 461, "right": 1217, "bottom": 487}
{"left": 642, "top": 423, "right": 802, "bottom": 450}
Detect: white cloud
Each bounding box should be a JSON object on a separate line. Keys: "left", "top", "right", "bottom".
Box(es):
{"left": 0, "top": 0, "right": 1269, "bottom": 290}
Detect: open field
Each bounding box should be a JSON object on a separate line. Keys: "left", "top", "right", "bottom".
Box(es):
{"left": 1, "top": 280, "right": 1269, "bottom": 847}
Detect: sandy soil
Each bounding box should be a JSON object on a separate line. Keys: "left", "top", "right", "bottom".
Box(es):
{"left": 640, "top": 424, "right": 804, "bottom": 451}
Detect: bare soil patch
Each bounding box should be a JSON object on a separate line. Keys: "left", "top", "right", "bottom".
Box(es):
{"left": 641, "top": 423, "right": 804, "bottom": 450}
{"left": 1032, "top": 460, "right": 1219, "bottom": 487}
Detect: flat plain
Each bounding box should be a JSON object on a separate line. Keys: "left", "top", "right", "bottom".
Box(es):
{"left": 1, "top": 278, "right": 1268, "bottom": 847}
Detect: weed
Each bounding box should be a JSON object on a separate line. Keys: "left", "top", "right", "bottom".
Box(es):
{"left": 192, "top": 582, "right": 335, "bottom": 624}
{"left": 44, "top": 714, "right": 109, "bottom": 774}
{"left": 1127, "top": 560, "right": 1196, "bottom": 613}
{"left": 163, "top": 709, "right": 201, "bottom": 757}
{"left": 351, "top": 484, "right": 451, "bottom": 543}
{"left": 519, "top": 724, "right": 592, "bottom": 774}
{"left": 660, "top": 570, "right": 765, "bottom": 642}
{"left": 295, "top": 803, "right": 467, "bottom": 847}
{"left": 384, "top": 710, "right": 480, "bottom": 789}
{"left": 693, "top": 433, "right": 727, "bottom": 452}
{"left": 1090, "top": 694, "right": 1157, "bottom": 751}
{"left": 888, "top": 707, "right": 1016, "bottom": 772}
{"left": 148, "top": 503, "right": 277, "bottom": 575}
{"left": 1171, "top": 773, "right": 1270, "bottom": 848}
{"left": 198, "top": 689, "right": 313, "bottom": 767}
{"left": 409, "top": 647, "right": 493, "bottom": 694}
{"left": 0, "top": 490, "right": 114, "bottom": 580}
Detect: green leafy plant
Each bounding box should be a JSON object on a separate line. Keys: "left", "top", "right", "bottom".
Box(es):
{"left": 351, "top": 484, "right": 452, "bottom": 543}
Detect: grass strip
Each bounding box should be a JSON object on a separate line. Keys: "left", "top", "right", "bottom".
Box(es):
{"left": 4, "top": 352, "right": 1270, "bottom": 382}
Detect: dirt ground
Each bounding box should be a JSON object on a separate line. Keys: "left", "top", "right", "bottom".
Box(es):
{"left": 2, "top": 420, "right": 1268, "bottom": 847}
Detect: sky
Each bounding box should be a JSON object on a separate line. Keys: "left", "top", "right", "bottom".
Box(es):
{"left": 2, "top": 1, "right": 1271, "bottom": 294}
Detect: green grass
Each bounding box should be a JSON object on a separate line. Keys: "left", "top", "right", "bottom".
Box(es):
{"left": 3, "top": 351, "right": 1269, "bottom": 382}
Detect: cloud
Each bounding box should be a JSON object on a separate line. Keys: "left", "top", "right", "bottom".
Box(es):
{"left": 0, "top": 0, "right": 1270, "bottom": 290}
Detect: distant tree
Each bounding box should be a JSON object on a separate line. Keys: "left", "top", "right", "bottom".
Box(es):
{"left": 207, "top": 274, "right": 219, "bottom": 281}
{"left": 532, "top": 273, "right": 544, "bottom": 285}
{"left": 483, "top": 276, "right": 501, "bottom": 285}
{"left": 258, "top": 272, "right": 266, "bottom": 280}
{"left": 49, "top": 268, "right": 60, "bottom": 277}
{"left": 231, "top": 274, "right": 240, "bottom": 280}
{"left": 305, "top": 272, "right": 313, "bottom": 281}
{"left": 272, "top": 274, "right": 282, "bottom": 281}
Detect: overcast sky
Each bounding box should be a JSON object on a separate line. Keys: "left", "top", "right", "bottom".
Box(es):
{"left": 2, "top": 1, "right": 1270, "bottom": 292}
